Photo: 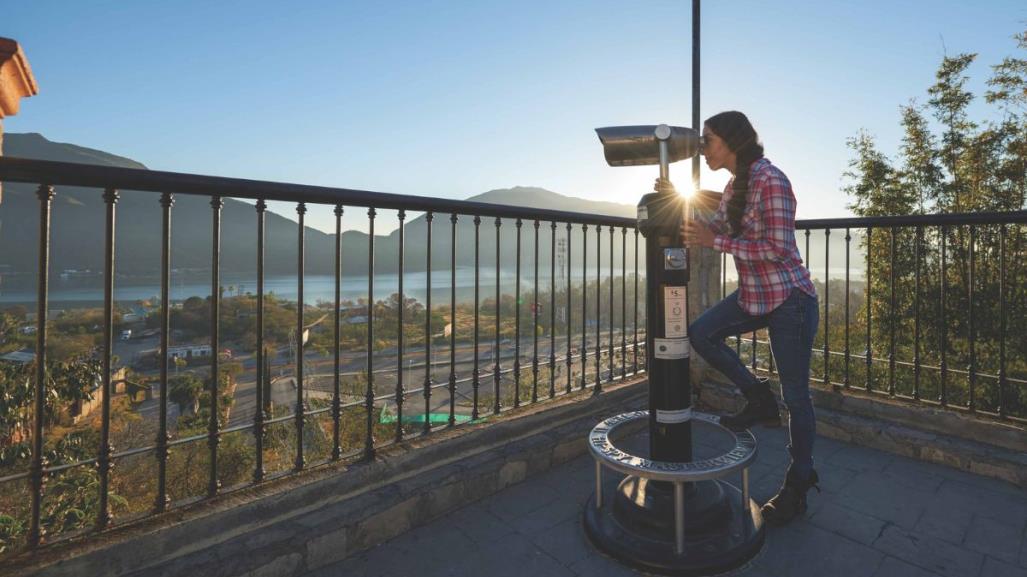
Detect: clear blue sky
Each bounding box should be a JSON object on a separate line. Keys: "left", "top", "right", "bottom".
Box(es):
{"left": 6, "top": 0, "right": 1025, "bottom": 234}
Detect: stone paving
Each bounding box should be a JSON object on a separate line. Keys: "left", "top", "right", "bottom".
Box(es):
{"left": 308, "top": 423, "right": 1027, "bottom": 577}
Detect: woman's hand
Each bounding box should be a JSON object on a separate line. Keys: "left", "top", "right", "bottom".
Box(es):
{"left": 680, "top": 219, "right": 716, "bottom": 248}
{"left": 653, "top": 177, "right": 676, "bottom": 195}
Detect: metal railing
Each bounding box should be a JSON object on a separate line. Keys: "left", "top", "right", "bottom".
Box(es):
{"left": 722, "top": 211, "right": 1027, "bottom": 425}
{"left": 0, "top": 156, "right": 648, "bottom": 553}
{"left": 5, "top": 153, "right": 1023, "bottom": 558}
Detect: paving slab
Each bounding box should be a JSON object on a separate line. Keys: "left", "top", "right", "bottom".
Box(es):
{"left": 444, "top": 502, "right": 516, "bottom": 547}
{"left": 982, "top": 556, "right": 1027, "bottom": 577}
{"left": 808, "top": 501, "right": 888, "bottom": 546}
{"left": 528, "top": 517, "right": 593, "bottom": 567}
{"left": 913, "top": 501, "right": 975, "bottom": 545}
{"left": 871, "top": 524, "right": 984, "bottom": 577}
{"left": 1020, "top": 531, "right": 1027, "bottom": 570}
{"left": 754, "top": 521, "right": 883, "bottom": 577}
{"left": 871, "top": 556, "right": 945, "bottom": 577}
{"left": 964, "top": 515, "right": 1024, "bottom": 566}
{"left": 484, "top": 478, "right": 562, "bottom": 522}
{"left": 832, "top": 471, "right": 935, "bottom": 529}
{"left": 940, "top": 477, "right": 1027, "bottom": 523}
{"left": 442, "top": 531, "right": 577, "bottom": 577}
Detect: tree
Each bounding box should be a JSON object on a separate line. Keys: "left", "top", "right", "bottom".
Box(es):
{"left": 843, "top": 29, "right": 1027, "bottom": 414}
{"left": 844, "top": 130, "right": 903, "bottom": 216}
{"left": 169, "top": 373, "right": 204, "bottom": 413}
{"left": 898, "top": 102, "right": 944, "bottom": 214}
{"left": 985, "top": 29, "right": 1027, "bottom": 211}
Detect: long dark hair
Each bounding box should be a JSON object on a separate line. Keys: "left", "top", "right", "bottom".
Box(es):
{"left": 705, "top": 111, "right": 764, "bottom": 237}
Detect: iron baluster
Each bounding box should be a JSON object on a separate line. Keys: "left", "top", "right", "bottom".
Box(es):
{"left": 208, "top": 196, "right": 223, "bottom": 497}
{"left": 255, "top": 199, "right": 268, "bottom": 477}
{"left": 566, "top": 223, "right": 574, "bottom": 394}
{"left": 550, "top": 221, "right": 557, "bottom": 398}
{"left": 824, "top": 228, "right": 830, "bottom": 384}
{"left": 595, "top": 225, "right": 601, "bottom": 394}
{"left": 97, "top": 188, "right": 118, "bottom": 530}
{"left": 157, "top": 193, "right": 174, "bottom": 506}
{"left": 473, "top": 216, "right": 481, "bottom": 419}
{"left": 532, "top": 219, "right": 539, "bottom": 403}
{"left": 295, "top": 202, "right": 307, "bottom": 471}
{"left": 581, "top": 224, "right": 588, "bottom": 389}
{"left": 865, "top": 227, "right": 873, "bottom": 393}
{"left": 998, "top": 225, "right": 1007, "bottom": 417}
{"left": 939, "top": 225, "right": 947, "bottom": 406}
{"left": 751, "top": 331, "right": 757, "bottom": 372}
{"left": 729, "top": 250, "right": 738, "bottom": 359}
{"left": 608, "top": 225, "right": 614, "bottom": 383}
{"left": 803, "top": 228, "right": 810, "bottom": 378}
{"left": 493, "top": 217, "right": 501, "bottom": 415}
{"left": 334, "top": 205, "right": 345, "bottom": 454}
{"left": 968, "top": 225, "right": 976, "bottom": 412}
{"left": 396, "top": 209, "right": 406, "bottom": 439}
{"left": 28, "top": 184, "right": 54, "bottom": 549}
{"left": 913, "top": 225, "right": 922, "bottom": 400}
{"left": 515, "top": 218, "right": 522, "bottom": 407}
{"left": 449, "top": 214, "right": 458, "bottom": 426}
{"left": 621, "top": 227, "right": 627, "bottom": 379}
{"left": 634, "top": 228, "right": 639, "bottom": 374}
{"left": 889, "top": 226, "right": 896, "bottom": 396}
{"left": 424, "top": 212, "right": 434, "bottom": 432}
{"left": 365, "top": 207, "right": 376, "bottom": 458}
{"left": 844, "top": 228, "right": 851, "bottom": 389}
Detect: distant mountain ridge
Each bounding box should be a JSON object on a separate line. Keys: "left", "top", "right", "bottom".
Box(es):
{"left": 0, "top": 133, "right": 638, "bottom": 277}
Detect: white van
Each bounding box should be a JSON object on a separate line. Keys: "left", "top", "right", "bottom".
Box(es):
{"left": 120, "top": 329, "right": 132, "bottom": 341}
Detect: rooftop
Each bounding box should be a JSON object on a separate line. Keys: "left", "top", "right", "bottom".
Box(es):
{"left": 321, "top": 424, "right": 1027, "bottom": 577}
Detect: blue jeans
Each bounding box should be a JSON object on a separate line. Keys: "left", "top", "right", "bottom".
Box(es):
{"left": 689, "top": 288, "right": 819, "bottom": 481}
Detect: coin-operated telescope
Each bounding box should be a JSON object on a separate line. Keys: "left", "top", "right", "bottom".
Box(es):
{"left": 585, "top": 124, "right": 764, "bottom": 576}
{"left": 596, "top": 124, "right": 700, "bottom": 243}
{"left": 595, "top": 123, "right": 701, "bottom": 462}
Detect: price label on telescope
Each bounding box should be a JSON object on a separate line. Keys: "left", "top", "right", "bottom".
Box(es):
{"left": 663, "top": 286, "right": 687, "bottom": 338}
{"left": 654, "top": 337, "right": 689, "bottom": 359}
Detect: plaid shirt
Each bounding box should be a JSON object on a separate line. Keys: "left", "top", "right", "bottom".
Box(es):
{"left": 703, "top": 158, "right": 816, "bottom": 315}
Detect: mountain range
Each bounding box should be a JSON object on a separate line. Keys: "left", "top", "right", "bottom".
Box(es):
{"left": 0, "top": 133, "right": 639, "bottom": 278}
{"left": 0, "top": 133, "right": 856, "bottom": 281}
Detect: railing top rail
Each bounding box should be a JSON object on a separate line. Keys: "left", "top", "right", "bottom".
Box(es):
{"left": 0, "top": 156, "right": 636, "bottom": 227}
{"left": 5, "top": 156, "right": 1024, "bottom": 228}
{"left": 797, "top": 211, "right": 1027, "bottom": 229}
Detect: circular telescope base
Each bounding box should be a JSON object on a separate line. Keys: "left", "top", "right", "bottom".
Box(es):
{"left": 583, "top": 478, "right": 764, "bottom": 576}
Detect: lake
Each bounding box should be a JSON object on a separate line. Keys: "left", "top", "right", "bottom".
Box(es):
{"left": 0, "top": 266, "right": 634, "bottom": 308}
{"left": 0, "top": 264, "right": 863, "bottom": 309}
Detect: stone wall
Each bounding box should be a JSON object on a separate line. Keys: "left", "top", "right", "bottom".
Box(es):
{"left": 697, "top": 377, "right": 1027, "bottom": 489}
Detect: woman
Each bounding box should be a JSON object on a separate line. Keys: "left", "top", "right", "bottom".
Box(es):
{"left": 660, "top": 111, "right": 819, "bottom": 526}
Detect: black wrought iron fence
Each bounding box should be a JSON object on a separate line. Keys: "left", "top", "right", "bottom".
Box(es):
{"left": 0, "top": 157, "right": 647, "bottom": 554}
{"left": 722, "top": 211, "right": 1027, "bottom": 424}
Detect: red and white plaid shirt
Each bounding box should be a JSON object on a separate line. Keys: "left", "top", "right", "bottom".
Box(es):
{"left": 703, "top": 158, "right": 816, "bottom": 315}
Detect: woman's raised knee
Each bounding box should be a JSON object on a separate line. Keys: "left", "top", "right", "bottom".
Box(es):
{"left": 688, "top": 320, "right": 709, "bottom": 342}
